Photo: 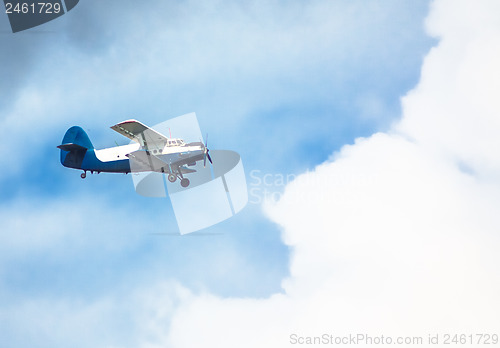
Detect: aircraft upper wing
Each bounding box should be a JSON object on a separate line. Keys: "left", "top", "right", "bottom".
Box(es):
{"left": 111, "top": 120, "right": 169, "bottom": 148}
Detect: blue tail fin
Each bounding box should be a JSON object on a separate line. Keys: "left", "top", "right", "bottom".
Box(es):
{"left": 58, "top": 126, "right": 94, "bottom": 169}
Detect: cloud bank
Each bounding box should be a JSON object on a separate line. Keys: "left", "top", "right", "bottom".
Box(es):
{"left": 1, "top": 1, "right": 480, "bottom": 347}
{"left": 160, "top": 1, "right": 500, "bottom": 346}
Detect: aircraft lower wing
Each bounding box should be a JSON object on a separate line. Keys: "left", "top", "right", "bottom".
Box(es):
{"left": 171, "top": 153, "right": 204, "bottom": 168}
{"left": 126, "top": 150, "right": 198, "bottom": 175}
{"left": 126, "top": 150, "right": 170, "bottom": 172}
{"left": 179, "top": 167, "right": 196, "bottom": 174}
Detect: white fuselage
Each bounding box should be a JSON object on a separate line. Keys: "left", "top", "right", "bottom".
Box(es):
{"left": 94, "top": 140, "right": 204, "bottom": 164}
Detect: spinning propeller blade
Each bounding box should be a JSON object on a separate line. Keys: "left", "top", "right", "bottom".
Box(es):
{"left": 203, "top": 134, "right": 213, "bottom": 167}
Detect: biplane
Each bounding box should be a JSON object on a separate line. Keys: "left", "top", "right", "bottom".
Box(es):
{"left": 57, "top": 120, "right": 212, "bottom": 188}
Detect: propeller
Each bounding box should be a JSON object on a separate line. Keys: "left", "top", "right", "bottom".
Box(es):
{"left": 203, "top": 134, "right": 213, "bottom": 167}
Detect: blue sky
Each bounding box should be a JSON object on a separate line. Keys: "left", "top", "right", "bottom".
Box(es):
{"left": 0, "top": 1, "right": 436, "bottom": 346}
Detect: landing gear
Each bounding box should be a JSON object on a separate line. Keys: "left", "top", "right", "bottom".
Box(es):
{"left": 168, "top": 166, "right": 190, "bottom": 187}
{"left": 81, "top": 172, "right": 87, "bottom": 179}
{"left": 168, "top": 173, "right": 177, "bottom": 183}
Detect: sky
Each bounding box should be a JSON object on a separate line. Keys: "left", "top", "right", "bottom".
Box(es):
{"left": 3, "top": 0, "right": 499, "bottom": 347}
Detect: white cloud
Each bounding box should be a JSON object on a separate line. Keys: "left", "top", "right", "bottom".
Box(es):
{"left": 0, "top": 1, "right": 471, "bottom": 347}
{"left": 0, "top": 194, "right": 189, "bottom": 348}
{"left": 398, "top": 0, "right": 500, "bottom": 179}
{"left": 152, "top": 0, "right": 500, "bottom": 346}
{"left": 0, "top": 279, "right": 191, "bottom": 348}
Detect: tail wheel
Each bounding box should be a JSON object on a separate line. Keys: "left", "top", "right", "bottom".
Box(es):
{"left": 180, "top": 178, "right": 190, "bottom": 187}
{"left": 81, "top": 172, "right": 87, "bottom": 179}
{"left": 167, "top": 174, "right": 177, "bottom": 183}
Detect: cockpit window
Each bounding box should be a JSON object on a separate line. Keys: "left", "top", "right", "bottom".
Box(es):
{"left": 166, "top": 139, "right": 184, "bottom": 146}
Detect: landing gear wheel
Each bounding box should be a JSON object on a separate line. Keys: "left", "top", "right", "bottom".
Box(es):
{"left": 168, "top": 174, "right": 177, "bottom": 183}
{"left": 180, "top": 178, "right": 190, "bottom": 188}
{"left": 81, "top": 172, "right": 87, "bottom": 179}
